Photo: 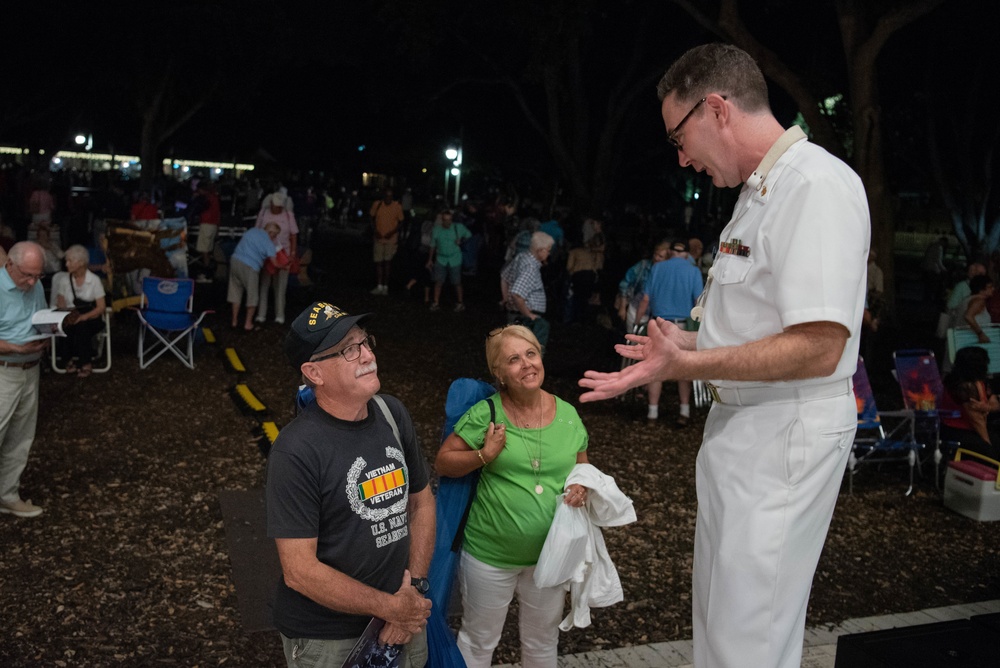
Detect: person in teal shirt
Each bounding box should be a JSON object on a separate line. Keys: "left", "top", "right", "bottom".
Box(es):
{"left": 0, "top": 242, "right": 50, "bottom": 518}
{"left": 435, "top": 324, "right": 590, "bottom": 668}
{"left": 426, "top": 209, "right": 471, "bottom": 312}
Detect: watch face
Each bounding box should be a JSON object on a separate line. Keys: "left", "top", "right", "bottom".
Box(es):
{"left": 412, "top": 577, "right": 429, "bottom": 594}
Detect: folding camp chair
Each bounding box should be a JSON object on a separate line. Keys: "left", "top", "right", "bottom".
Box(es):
{"left": 848, "top": 356, "right": 924, "bottom": 495}
{"left": 135, "top": 277, "right": 211, "bottom": 369}
{"left": 49, "top": 307, "right": 113, "bottom": 374}
{"left": 692, "top": 380, "right": 712, "bottom": 409}
{"left": 894, "top": 348, "right": 963, "bottom": 490}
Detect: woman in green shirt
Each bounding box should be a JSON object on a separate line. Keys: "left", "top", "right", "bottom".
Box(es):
{"left": 435, "top": 324, "right": 590, "bottom": 668}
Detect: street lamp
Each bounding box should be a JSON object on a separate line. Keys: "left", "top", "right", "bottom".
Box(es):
{"left": 74, "top": 133, "right": 93, "bottom": 180}
{"left": 443, "top": 146, "right": 457, "bottom": 203}
{"left": 445, "top": 144, "right": 463, "bottom": 206}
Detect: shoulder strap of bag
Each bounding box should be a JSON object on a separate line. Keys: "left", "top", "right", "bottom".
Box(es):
{"left": 372, "top": 395, "right": 402, "bottom": 449}
{"left": 451, "top": 397, "right": 495, "bottom": 552}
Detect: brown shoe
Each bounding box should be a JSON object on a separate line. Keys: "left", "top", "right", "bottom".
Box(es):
{"left": 674, "top": 415, "right": 689, "bottom": 429}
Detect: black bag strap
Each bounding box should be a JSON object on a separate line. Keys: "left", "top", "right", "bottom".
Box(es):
{"left": 451, "top": 397, "right": 495, "bottom": 553}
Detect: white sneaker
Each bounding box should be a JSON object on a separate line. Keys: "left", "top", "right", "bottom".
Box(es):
{"left": 370, "top": 285, "right": 385, "bottom": 295}
{"left": 255, "top": 316, "right": 266, "bottom": 324}
{"left": 274, "top": 316, "right": 285, "bottom": 325}
{"left": 195, "top": 274, "right": 212, "bottom": 284}
{"left": 0, "top": 498, "right": 43, "bottom": 518}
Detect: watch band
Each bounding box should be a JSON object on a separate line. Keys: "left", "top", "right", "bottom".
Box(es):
{"left": 411, "top": 576, "right": 430, "bottom": 595}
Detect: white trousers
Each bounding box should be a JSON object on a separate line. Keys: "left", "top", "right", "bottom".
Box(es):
{"left": 0, "top": 366, "right": 40, "bottom": 503}
{"left": 456, "top": 551, "right": 565, "bottom": 668}
{"left": 257, "top": 268, "right": 289, "bottom": 321}
{"left": 693, "top": 392, "right": 856, "bottom": 668}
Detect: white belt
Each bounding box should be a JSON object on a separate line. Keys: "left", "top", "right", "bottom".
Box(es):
{"left": 706, "top": 379, "right": 852, "bottom": 407}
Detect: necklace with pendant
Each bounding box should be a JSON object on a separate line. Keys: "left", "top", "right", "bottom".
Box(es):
{"left": 511, "top": 394, "right": 545, "bottom": 494}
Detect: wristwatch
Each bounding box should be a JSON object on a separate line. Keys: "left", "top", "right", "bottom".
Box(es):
{"left": 411, "top": 577, "right": 430, "bottom": 596}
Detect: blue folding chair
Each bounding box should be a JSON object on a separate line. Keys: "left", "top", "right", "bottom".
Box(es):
{"left": 136, "top": 277, "right": 211, "bottom": 369}
{"left": 848, "top": 356, "right": 925, "bottom": 495}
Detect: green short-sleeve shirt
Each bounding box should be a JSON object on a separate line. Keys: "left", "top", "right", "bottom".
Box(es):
{"left": 453, "top": 393, "right": 588, "bottom": 568}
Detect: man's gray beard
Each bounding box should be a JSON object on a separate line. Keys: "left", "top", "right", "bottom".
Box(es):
{"left": 355, "top": 361, "right": 378, "bottom": 378}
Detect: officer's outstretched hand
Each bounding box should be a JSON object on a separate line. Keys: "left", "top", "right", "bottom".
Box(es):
{"left": 579, "top": 317, "right": 681, "bottom": 402}
{"left": 379, "top": 569, "right": 432, "bottom": 645}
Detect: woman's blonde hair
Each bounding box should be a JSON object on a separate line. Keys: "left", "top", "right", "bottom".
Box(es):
{"left": 485, "top": 324, "right": 542, "bottom": 384}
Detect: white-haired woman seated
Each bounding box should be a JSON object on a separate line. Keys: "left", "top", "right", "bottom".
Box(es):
{"left": 50, "top": 245, "right": 106, "bottom": 377}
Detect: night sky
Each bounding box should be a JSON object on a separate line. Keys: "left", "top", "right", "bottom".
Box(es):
{"left": 2, "top": 0, "right": 990, "bottom": 204}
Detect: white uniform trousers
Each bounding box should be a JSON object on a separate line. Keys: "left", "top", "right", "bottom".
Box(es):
{"left": 456, "top": 551, "right": 565, "bottom": 668}
{"left": 693, "top": 391, "right": 855, "bottom": 668}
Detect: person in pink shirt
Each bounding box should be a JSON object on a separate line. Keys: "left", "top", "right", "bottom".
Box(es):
{"left": 254, "top": 192, "right": 298, "bottom": 325}
{"left": 28, "top": 185, "right": 55, "bottom": 226}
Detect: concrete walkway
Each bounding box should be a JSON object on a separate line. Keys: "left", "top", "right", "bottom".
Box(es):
{"left": 494, "top": 599, "right": 1000, "bottom": 667}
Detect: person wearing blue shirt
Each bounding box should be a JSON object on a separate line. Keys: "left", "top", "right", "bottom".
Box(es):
{"left": 0, "top": 242, "right": 49, "bottom": 518}
{"left": 635, "top": 241, "right": 703, "bottom": 426}
{"left": 228, "top": 223, "right": 279, "bottom": 330}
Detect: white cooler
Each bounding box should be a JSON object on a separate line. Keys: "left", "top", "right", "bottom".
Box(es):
{"left": 943, "top": 450, "right": 1000, "bottom": 522}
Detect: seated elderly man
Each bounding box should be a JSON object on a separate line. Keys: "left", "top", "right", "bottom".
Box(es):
{"left": 267, "top": 301, "right": 434, "bottom": 667}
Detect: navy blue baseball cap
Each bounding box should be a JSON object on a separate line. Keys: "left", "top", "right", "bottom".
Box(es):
{"left": 284, "top": 302, "right": 372, "bottom": 368}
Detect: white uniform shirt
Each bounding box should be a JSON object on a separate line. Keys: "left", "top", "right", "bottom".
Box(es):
{"left": 696, "top": 138, "right": 870, "bottom": 388}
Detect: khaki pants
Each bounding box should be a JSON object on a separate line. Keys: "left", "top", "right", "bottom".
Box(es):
{"left": 280, "top": 627, "right": 426, "bottom": 668}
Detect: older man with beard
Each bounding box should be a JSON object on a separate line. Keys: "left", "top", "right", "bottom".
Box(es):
{"left": 267, "top": 302, "right": 435, "bottom": 667}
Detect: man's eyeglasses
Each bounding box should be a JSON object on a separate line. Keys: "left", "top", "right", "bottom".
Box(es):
{"left": 8, "top": 262, "right": 45, "bottom": 281}
{"left": 666, "top": 95, "right": 727, "bottom": 152}
{"left": 311, "top": 334, "right": 376, "bottom": 363}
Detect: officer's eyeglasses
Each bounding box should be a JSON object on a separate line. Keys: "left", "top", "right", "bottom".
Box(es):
{"left": 666, "top": 95, "right": 727, "bottom": 152}
{"left": 311, "top": 334, "right": 376, "bottom": 363}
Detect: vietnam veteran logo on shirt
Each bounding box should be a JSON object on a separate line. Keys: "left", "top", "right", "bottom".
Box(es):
{"left": 346, "top": 446, "right": 410, "bottom": 549}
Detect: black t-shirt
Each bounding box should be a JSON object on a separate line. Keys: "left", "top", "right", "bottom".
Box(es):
{"left": 266, "top": 395, "right": 430, "bottom": 639}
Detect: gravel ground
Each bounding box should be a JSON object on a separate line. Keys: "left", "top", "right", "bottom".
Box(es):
{"left": 1, "top": 261, "right": 997, "bottom": 667}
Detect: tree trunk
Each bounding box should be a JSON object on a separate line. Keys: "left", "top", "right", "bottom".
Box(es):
{"left": 846, "top": 48, "right": 895, "bottom": 297}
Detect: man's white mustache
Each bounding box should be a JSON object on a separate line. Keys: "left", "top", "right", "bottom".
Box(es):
{"left": 355, "top": 361, "right": 378, "bottom": 378}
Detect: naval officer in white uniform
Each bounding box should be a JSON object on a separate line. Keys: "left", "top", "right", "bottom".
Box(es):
{"left": 579, "top": 43, "right": 869, "bottom": 668}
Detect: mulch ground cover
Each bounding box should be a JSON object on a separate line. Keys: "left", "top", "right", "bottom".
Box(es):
{"left": 1, "top": 261, "right": 998, "bottom": 667}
